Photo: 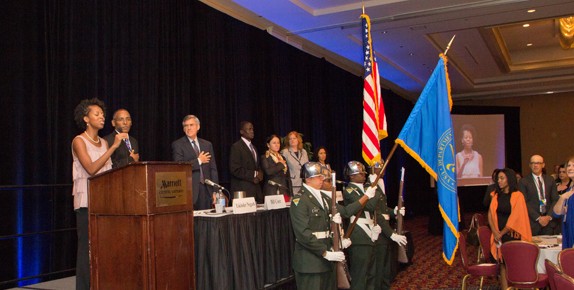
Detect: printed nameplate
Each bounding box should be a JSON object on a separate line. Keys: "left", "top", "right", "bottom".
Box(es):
{"left": 264, "top": 195, "right": 286, "bottom": 210}
{"left": 232, "top": 197, "right": 257, "bottom": 214}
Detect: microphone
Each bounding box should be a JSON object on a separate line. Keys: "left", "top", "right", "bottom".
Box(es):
{"left": 205, "top": 179, "right": 225, "bottom": 190}
{"left": 268, "top": 180, "right": 285, "bottom": 188}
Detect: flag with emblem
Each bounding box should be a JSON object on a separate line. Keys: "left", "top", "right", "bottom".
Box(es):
{"left": 361, "top": 13, "right": 387, "bottom": 166}
{"left": 395, "top": 54, "right": 459, "bottom": 265}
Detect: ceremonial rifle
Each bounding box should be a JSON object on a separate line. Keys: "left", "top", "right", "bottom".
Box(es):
{"left": 396, "top": 167, "right": 409, "bottom": 263}
{"left": 330, "top": 172, "right": 351, "bottom": 289}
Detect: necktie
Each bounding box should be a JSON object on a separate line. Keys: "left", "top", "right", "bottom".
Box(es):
{"left": 249, "top": 143, "right": 257, "bottom": 162}
{"left": 191, "top": 141, "right": 205, "bottom": 183}
{"left": 124, "top": 138, "right": 132, "bottom": 152}
{"left": 537, "top": 176, "right": 546, "bottom": 214}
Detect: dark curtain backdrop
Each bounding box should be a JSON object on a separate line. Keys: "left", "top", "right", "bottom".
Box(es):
{"left": 0, "top": 0, "right": 421, "bottom": 287}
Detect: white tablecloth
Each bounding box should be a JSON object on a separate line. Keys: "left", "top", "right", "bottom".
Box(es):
{"left": 534, "top": 235, "right": 562, "bottom": 273}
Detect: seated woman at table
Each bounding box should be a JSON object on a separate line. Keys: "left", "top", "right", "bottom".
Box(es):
{"left": 488, "top": 168, "right": 532, "bottom": 260}
{"left": 553, "top": 156, "right": 574, "bottom": 248}
{"left": 261, "top": 134, "right": 292, "bottom": 202}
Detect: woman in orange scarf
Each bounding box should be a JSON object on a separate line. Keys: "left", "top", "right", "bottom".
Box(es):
{"left": 488, "top": 168, "right": 532, "bottom": 260}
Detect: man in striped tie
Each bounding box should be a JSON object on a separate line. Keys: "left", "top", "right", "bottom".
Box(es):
{"left": 104, "top": 108, "right": 140, "bottom": 168}
{"left": 172, "top": 115, "right": 220, "bottom": 210}
{"left": 518, "top": 154, "right": 560, "bottom": 235}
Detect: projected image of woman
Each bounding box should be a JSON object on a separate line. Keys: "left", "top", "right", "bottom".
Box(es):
{"left": 456, "top": 124, "right": 483, "bottom": 178}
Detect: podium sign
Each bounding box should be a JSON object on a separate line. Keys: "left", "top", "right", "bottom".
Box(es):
{"left": 155, "top": 171, "right": 188, "bottom": 207}
{"left": 89, "top": 162, "right": 195, "bottom": 290}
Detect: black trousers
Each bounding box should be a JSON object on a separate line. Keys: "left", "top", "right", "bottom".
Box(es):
{"left": 76, "top": 208, "right": 89, "bottom": 290}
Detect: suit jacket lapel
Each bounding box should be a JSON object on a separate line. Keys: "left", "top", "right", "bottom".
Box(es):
{"left": 240, "top": 141, "right": 256, "bottom": 166}
{"left": 183, "top": 137, "right": 198, "bottom": 159}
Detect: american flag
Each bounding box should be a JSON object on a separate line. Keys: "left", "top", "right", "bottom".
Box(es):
{"left": 361, "top": 14, "right": 387, "bottom": 166}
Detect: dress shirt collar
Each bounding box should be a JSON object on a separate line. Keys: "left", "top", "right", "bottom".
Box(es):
{"left": 241, "top": 136, "right": 252, "bottom": 147}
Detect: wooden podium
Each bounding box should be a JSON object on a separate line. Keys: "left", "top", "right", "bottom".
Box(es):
{"left": 88, "top": 162, "right": 195, "bottom": 290}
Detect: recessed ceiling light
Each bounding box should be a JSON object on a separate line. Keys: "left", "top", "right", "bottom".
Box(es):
{"left": 527, "top": 43, "right": 533, "bottom": 46}
{"left": 527, "top": 9, "right": 536, "bottom": 13}
{"left": 523, "top": 23, "right": 530, "bottom": 28}
{"left": 409, "top": 53, "right": 414, "bottom": 56}
{"left": 546, "top": 91, "right": 554, "bottom": 94}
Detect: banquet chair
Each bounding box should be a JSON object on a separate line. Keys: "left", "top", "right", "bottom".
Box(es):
{"left": 554, "top": 272, "right": 574, "bottom": 290}
{"left": 477, "top": 226, "right": 493, "bottom": 262}
{"left": 470, "top": 213, "right": 487, "bottom": 262}
{"left": 546, "top": 259, "right": 562, "bottom": 290}
{"left": 500, "top": 240, "right": 548, "bottom": 289}
{"left": 459, "top": 232, "right": 499, "bottom": 290}
{"left": 559, "top": 248, "right": 574, "bottom": 277}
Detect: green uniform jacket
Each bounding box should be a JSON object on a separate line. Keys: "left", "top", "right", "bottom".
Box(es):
{"left": 290, "top": 185, "right": 363, "bottom": 273}
{"left": 373, "top": 186, "right": 395, "bottom": 241}
{"left": 343, "top": 183, "right": 378, "bottom": 245}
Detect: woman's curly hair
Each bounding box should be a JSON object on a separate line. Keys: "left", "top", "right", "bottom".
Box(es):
{"left": 74, "top": 98, "right": 106, "bottom": 130}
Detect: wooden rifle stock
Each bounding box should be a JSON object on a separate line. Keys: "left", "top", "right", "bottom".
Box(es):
{"left": 330, "top": 172, "right": 351, "bottom": 289}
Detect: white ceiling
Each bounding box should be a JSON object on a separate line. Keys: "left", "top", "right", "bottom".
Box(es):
{"left": 201, "top": 0, "right": 574, "bottom": 101}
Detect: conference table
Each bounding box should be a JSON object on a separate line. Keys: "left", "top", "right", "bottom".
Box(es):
{"left": 533, "top": 235, "right": 562, "bottom": 274}
{"left": 193, "top": 207, "right": 295, "bottom": 290}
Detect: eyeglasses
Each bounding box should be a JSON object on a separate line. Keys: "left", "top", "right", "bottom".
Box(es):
{"left": 530, "top": 162, "right": 544, "bottom": 165}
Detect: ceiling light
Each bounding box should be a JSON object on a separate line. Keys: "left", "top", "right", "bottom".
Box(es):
{"left": 527, "top": 9, "right": 536, "bottom": 13}
{"left": 523, "top": 23, "right": 530, "bottom": 28}
{"left": 409, "top": 53, "right": 414, "bottom": 56}
{"left": 559, "top": 16, "right": 574, "bottom": 49}
{"left": 526, "top": 43, "right": 533, "bottom": 46}
{"left": 546, "top": 91, "right": 554, "bottom": 94}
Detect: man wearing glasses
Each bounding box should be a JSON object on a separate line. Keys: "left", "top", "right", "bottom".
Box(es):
{"left": 519, "top": 155, "right": 560, "bottom": 235}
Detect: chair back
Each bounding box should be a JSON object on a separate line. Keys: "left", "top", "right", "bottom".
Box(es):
{"left": 472, "top": 213, "right": 487, "bottom": 227}
{"left": 554, "top": 272, "right": 574, "bottom": 290}
{"left": 459, "top": 232, "right": 470, "bottom": 271}
{"left": 546, "top": 259, "right": 562, "bottom": 290}
{"left": 477, "top": 226, "right": 492, "bottom": 262}
{"left": 560, "top": 248, "right": 574, "bottom": 277}
{"left": 501, "top": 240, "right": 540, "bottom": 284}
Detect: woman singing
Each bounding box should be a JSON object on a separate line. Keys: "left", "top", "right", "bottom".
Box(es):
{"left": 71, "top": 98, "right": 127, "bottom": 290}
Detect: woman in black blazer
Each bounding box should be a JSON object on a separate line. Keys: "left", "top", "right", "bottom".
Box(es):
{"left": 261, "top": 134, "right": 293, "bottom": 201}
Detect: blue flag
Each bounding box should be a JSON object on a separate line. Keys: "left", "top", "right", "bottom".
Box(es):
{"left": 395, "top": 54, "right": 459, "bottom": 265}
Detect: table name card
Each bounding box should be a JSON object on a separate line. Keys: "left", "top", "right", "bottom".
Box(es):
{"left": 232, "top": 197, "right": 257, "bottom": 214}
{"left": 264, "top": 195, "right": 286, "bottom": 210}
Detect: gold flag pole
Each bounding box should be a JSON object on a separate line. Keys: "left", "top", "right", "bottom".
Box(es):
{"left": 443, "top": 35, "right": 456, "bottom": 56}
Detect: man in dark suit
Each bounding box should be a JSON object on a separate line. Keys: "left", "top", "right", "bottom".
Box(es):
{"left": 519, "top": 154, "right": 560, "bottom": 235}
{"left": 229, "top": 121, "right": 263, "bottom": 203}
{"left": 172, "top": 115, "right": 219, "bottom": 210}
{"left": 104, "top": 109, "right": 139, "bottom": 168}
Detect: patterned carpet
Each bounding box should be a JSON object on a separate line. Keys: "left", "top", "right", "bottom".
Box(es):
{"left": 391, "top": 215, "right": 500, "bottom": 290}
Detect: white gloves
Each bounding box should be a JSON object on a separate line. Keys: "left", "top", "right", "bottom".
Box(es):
{"left": 369, "top": 174, "right": 378, "bottom": 183}
{"left": 365, "top": 186, "right": 376, "bottom": 199}
{"left": 390, "top": 233, "right": 408, "bottom": 246}
{"left": 332, "top": 213, "right": 342, "bottom": 224}
{"left": 371, "top": 225, "right": 382, "bottom": 242}
{"left": 394, "top": 206, "right": 405, "bottom": 217}
{"left": 341, "top": 238, "right": 352, "bottom": 249}
{"left": 324, "top": 251, "right": 346, "bottom": 262}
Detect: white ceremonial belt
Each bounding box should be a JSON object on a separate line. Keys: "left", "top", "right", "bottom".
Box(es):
{"left": 350, "top": 215, "right": 374, "bottom": 226}
{"left": 312, "top": 231, "right": 330, "bottom": 239}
